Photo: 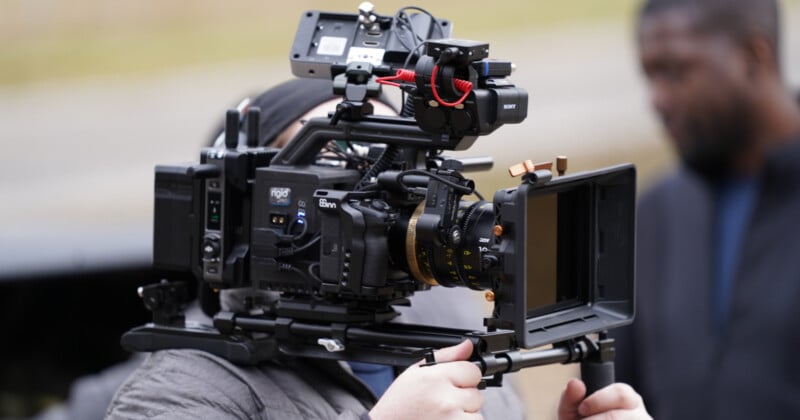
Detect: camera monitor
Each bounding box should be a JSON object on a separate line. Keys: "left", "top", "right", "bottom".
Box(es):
{"left": 290, "top": 8, "right": 451, "bottom": 79}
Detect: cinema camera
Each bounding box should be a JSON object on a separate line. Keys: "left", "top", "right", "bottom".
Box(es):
{"left": 124, "top": 3, "right": 636, "bottom": 390}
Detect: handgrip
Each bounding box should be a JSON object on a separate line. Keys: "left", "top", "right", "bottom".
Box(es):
{"left": 581, "top": 332, "right": 616, "bottom": 395}
{"left": 581, "top": 358, "right": 615, "bottom": 396}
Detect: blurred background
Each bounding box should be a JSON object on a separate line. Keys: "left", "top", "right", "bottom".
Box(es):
{"left": 1, "top": 0, "right": 798, "bottom": 418}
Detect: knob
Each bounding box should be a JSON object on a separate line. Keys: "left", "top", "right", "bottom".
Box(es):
{"left": 508, "top": 159, "right": 553, "bottom": 178}
{"left": 556, "top": 156, "right": 568, "bottom": 176}
{"left": 481, "top": 254, "right": 499, "bottom": 270}
{"left": 224, "top": 109, "right": 240, "bottom": 149}
{"left": 202, "top": 237, "right": 221, "bottom": 260}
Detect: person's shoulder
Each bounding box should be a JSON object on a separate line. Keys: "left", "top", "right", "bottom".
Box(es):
{"left": 106, "top": 350, "right": 370, "bottom": 420}
{"left": 638, "top": 167, "right": 702, "bottom": 209}
{"left": 131, "top": 348, "right": 256, "bottom": 385}
{"left": 639, "top": 170, "right": 680, "bottom": 208}
{"left": 106, "top": 349, "right": 267, "bottom": 419}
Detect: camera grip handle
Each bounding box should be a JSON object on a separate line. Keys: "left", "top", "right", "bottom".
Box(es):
{"left": 359, "top": 206, "right": 389, "bottom": 287}
{"left": 580, "top": 358, "right": 615, "bottom": 396}
{"left": 580, "top": 332, "right": 616, "bottom": 395}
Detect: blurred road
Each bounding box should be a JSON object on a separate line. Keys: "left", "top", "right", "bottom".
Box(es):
{"left": 1, "top": 10, "right": 799, "bottom": 418}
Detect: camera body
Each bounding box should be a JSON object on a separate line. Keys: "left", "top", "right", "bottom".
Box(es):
{"left": 135, "top": 4, "right": 635, "bottom": 371}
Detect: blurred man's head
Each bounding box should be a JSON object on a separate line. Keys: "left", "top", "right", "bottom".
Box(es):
{"left": 636, "top": 0, "right": 787, "bottom": 179}
{"left": 212, "top": 78, "right": 397, "bottom": 148}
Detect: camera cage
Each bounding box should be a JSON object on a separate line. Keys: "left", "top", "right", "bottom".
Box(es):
{"left": 126, "top": 4, "right": 636, "bottom": 391}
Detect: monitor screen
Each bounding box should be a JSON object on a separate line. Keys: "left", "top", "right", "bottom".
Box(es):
{"left": 525, "top": 185, "right": 590, "bottom": 317}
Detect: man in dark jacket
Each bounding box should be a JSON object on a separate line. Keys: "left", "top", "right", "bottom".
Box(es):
{"left": 615, "top": 0, "right": 800, "bottom": 418}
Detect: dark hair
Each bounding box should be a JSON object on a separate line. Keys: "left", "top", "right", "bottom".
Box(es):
{"left": 209, "top": 78, "right": 398, "bottom": 147}
{"left": 639, "top": 0, "right": 781, "bottom": 57}
{"left": 208, "top": 78, "right": 338, "bottom": 147}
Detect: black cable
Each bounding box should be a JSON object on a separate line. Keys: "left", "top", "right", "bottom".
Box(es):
{"left": 393, "top": 6, "right": 443, "bottom": 52}
{"left": 288, "top": 217, "right": 309, "bottom": 242}
{"left": 307, "top": 263, "right": 323, "bottom": 286}
{"left": 394, "top": 6, "right": 444, "bottom": 109}
{"left": 356, "top": 144, "right": 400, "bottom": 190}
{"left": 292, "top": 234, "right": 321, "bottom": 255}
{"left": 277, "top": 263, "right": 322, "bottom": 297}
{"left": 399, "top": 42, "right": 426, "bottom": 114}
{"left": 318, "top": 141, "right": 373, "bottom": 170}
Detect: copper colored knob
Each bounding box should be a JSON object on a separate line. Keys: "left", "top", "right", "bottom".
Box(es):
{"left": 508, "top": 160, "right": 554, "bottom": 177}
{"left": 493, "top": 225, "right": 504, "bottom": 237}
{"left": 556, "top": 156, "right": 568, "bottom": 176}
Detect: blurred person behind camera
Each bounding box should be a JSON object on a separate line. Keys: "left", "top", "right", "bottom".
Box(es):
{"left": 614, "top": 0, "right": 800, "bottom": 418}
{"left": 102, "top": 78, "right": 650, "bottom": 420}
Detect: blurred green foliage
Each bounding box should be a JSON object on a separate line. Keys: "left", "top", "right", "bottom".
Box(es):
{"left": 0, "top": 0, "right": 638, "bottom": 86}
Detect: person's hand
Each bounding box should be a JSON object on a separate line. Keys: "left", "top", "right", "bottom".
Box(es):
{"left": 557, "top": 378, "right": 652, "bottom": 420}
{"left": 368, "top": 340, "right": 484, "bottom": 420}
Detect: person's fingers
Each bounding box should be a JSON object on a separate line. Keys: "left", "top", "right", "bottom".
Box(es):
{"left": 431, "top": 386, "right": 484, "bottom": 414}
{"left": 458, "top": 411, "right": 483, "bottom": 420}
{"left": 370, "top": 345, "right": 488, "bottom": 420}
{"left": 429, "top": 360, "right": 482, "bottom": 388}
{"left": 582, "top": 409, "right": 650, "bottom": 420}
{"left": 557, "top": 378, "right": 587, "bottom": 420}
{"left": 579, "top": 383, "right": 643, "bottom": 417}
{"left": 432, "top": 339, "right": 474, "bottom": 363}
{"left": 458, "top": 386, "right": 485, "bottom": 413}
{"left": 459, "top": 412, "right": 485, "bottom": 420}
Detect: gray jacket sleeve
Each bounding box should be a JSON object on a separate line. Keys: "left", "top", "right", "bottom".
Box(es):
{"left": 105, "top": 349, "right": 371, "bottom": 420}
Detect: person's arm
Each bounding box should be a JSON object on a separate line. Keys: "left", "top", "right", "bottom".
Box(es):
{"left": 557, "top": 378, "right": 652, "bottom": 420}
{"left": 368, "top": 340, "right": 484, "bottom": 420}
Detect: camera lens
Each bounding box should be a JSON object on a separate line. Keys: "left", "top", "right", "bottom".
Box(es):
{"left": 400, "top": 200, "right": 496, "bottom": 290}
